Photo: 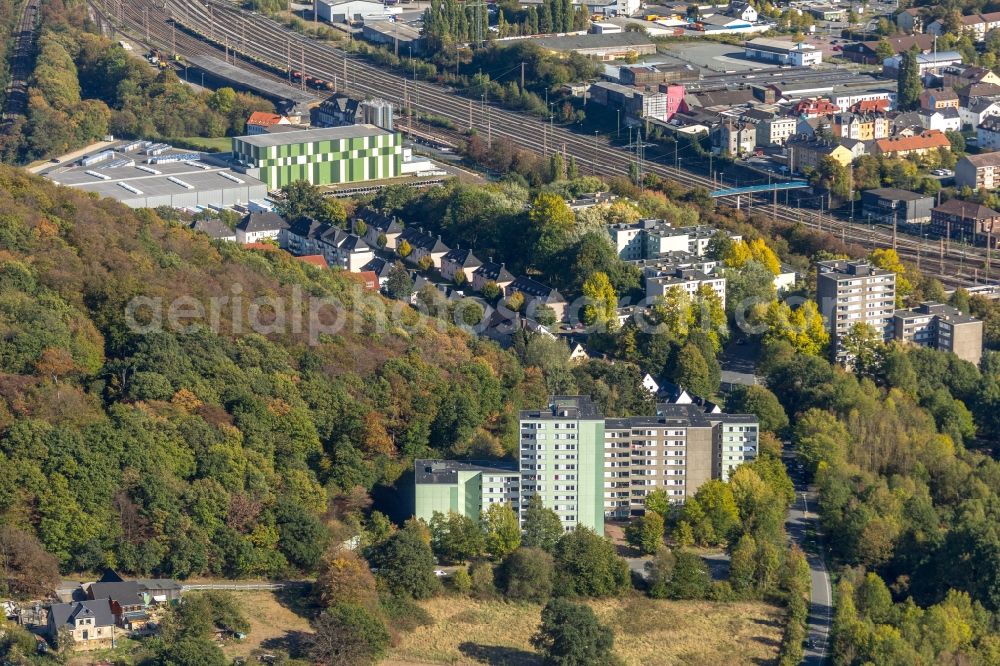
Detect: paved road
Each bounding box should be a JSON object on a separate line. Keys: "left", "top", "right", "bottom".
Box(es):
{"left": 785, "top": 464, "right": 833, "bottom": 665}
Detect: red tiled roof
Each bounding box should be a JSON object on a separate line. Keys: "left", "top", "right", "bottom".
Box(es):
{"left": 243, "top": 242, "right": 279, "bottom": 251}
{"left": 296, "top": 255, "right": 329, "bottom": 269}
{"left": 875, "top": 130, "right": 950, "bottom": 154}
{"left": 345, "top": 270, "right": 379, "bottom": 290}
{"left": 247, "top": 111, "right": 285, "bottom": 127}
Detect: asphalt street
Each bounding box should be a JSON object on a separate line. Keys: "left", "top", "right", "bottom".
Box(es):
{"left": 785, "top": 461, "right": 834, "bottom": 665}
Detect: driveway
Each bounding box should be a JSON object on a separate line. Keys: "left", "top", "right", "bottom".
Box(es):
{"left": 784, "top": 458, "right": 833, "bottom": 665}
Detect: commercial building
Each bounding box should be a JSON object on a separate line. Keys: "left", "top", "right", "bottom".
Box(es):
{"left": 314, "top": 0, "right": 400, "bottom": 23}
{"left": 589, "top": 81, "right": 669, "bottom": 121}
{"left": 361, "top": 21, "right": 425, "bottom": 55}
{"left": 520, "top": 396, "right": 607, "bottom": 534}
{"left": 841, "top": 35, "right": 935, "bottom": 65}
{"left": 232, "top": 125, "right": 402, "bottom": 189}
{"left": 43, "top": 142, "right": 267, "bottom": 210}
{"left": 413, "top": 460, "right": 520, "bottom": 524}
{"left": 619, "top": 64, "right": 697, "bottom": 86}
{"left": 883, "top": 51, "right": 963, "bottom": 78}
{"left": 744, "top": 38, "right": 822, "bottom": 67}
{"left": 955, "top": 152, "right": 1000, "bottom": 190}
{"left": 816, "top": 260, "right": 897, "bottom": 364}
{"left": 861, "top": 188, "right": 934, "bottom": 227}
{"left": 893, "top": 302, "right": 984, "bottom": 365}
{"left": 930, "top": 199, "right": 1000, "bottom": 246}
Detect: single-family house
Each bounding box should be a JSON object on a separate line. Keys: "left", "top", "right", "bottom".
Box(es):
{"left": 569, "top": 343, "right": 590, "bottom": 362}
{"left": 190, "top": 218, "right": 237, "bottom": 242}
{"left": 236, "top": 211, "right": 288, "bottom": 244}
{"left": 919, "top": 88, "right": 960, "bottom": 111}
{"left": 728, "top": 0, "right": 757, "bottom": 22}
{"left": 918, "top": 107, "right": 962, "bottom": 133}
{"left": 246, "top": 111, "right": 291, "bottom": 135}
{"left": 896, "top": 7, "right": 928, "bottom": 34}
{"left": 47, "top": 600, "right": 116, "bottom": 650}
{"left": 960, "top": 97, "right": 1000, "bottom": 130}
{"left": 713, "top": 120, "right": 757, "bottom": 157}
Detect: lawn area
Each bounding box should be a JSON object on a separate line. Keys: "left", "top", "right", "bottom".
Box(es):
{"left": 218, "top": 590, "right": 314, "bottom": 661}
{"left": 169, "top": 136, "right": 233, "bottom": 152}
{"left": 385, "top": 595, "right": 785, "bottom": 666}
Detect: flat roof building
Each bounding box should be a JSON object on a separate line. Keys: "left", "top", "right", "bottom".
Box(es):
{"left": 43, "top": 141, "right": 267, "bottom": 210}
{"left": 816, "top": 260, "right": 897, "bottom": 364}
{"left": 232, "top": 124, "right": 402, "bottom": 189}
{"left": 893, "top": 302, "right": 983, "bottom": 366}
{"left": 744, "top": 38, "right": 822, "bottom": 67}
{"left": 414, "top": 460, "right": 520, "bottom": 524}
{"left": 526, "top": 32, "right": 656, "bottom": 60}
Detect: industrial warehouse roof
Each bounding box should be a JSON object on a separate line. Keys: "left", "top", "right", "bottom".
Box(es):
{"left": 43, "top": 141, "right": 267, "bottom": 205}
{"left": 526, "top": 32, "right": 655, "bottom": 52}
{"left": 414, "top": 459, "right": 519, "bottom": 485}
{"left": 234, "top": 124, "right": 393, "bottom": 148}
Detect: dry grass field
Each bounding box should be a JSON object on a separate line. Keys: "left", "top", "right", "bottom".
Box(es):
{"left": 218, "top": 591, "right": 314, "bottom": 661}
{"left": 385, "top": 594, "right": 785, "bottom": 666}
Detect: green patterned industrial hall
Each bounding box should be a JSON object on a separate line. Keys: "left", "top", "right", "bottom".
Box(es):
{"left": 232, "top": 124, "right": 402, "bottom": 189}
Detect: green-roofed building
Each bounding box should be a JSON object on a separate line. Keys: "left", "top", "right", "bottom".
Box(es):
{"left": 414, "top": 460, "right": 520, "bottom": 524}
{"left": 232, "top": 124, "right": 402, "bottom": 189}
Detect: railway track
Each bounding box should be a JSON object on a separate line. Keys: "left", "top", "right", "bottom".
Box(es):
{"left": 116, "top": 0, "right": 989, "bottom": 287}
{"left": 1, "top": 0, "right": 40, "bottom": 129}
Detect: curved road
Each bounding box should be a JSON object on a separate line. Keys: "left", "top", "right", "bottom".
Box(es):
{"left": 785, "top": 458, "right": 833, "bottom": 665}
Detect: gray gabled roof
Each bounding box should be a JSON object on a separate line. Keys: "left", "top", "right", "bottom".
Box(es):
{"left": 474, "top": 260, "right": 514, "bottom": 283}
{"left": 50, "top": 600, "right": 115, "bottom": 629}
{"left": 191, "top": 218, "right": 236, "bottom": 240}
{"left": 509, "top": 275, "right": 565, "bottom": 304}
{"left": 442, "top": 247, "right": 482, "bottom": 269}
{"left": 237, "top": 211, "right": 289, "bottom": 233}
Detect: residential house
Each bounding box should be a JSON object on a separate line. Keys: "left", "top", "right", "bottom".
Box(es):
{"left": 644, "top": 266, "right": 727, "bottom": 309}
{"left": 569, "top": 343, "right": 590, "bottom": 362}
{"left": 85, "top": 570, "right": 164, "bottom": 634}
{"left": 930, "top": 198, "right": 1000, "bottom": 246}
{"left": 786, "top": 136, "right": 855, "bottom": 172}
{"left": 728, "top": 0, "right": 757, "bottom": 22}
{"left": 839, "top": 138, "right": 870, "bottom": 161}
{"left": 918, "top": 107, "right": 962, "bottom": 133}
{"left": 977, "top": 116, "right": 1000, "bottom": 150}
{"left": 190, "top": 218, "right": 237, "bottom": 242}
{"left": 928, "top": 12, "right": 1000, "bottom": 42}
{"left": 296, "top": 255, "right": 328, "bottom": 270}
{"left": 236, "top": 211, "right": 289, "bottom": 244}
{"left": 713, "top": 120, "right": 756, "bottom": 156}
{"left": 893, "top": 302, "right": 984, "bottom": 365}
{"left": 397, "top": 227, "right": 450, "bottom": 269}
{"left": 948, "top": 65, "right": 1000, "bottom": 88}
{"left": 919, "top": 88, "right": 960, "bottom": 111}
{"left": 246, "top": 111, "right": 291, "bottom": 135}
{"left": 440, "top": 247, "right": 482, "bottom": 283}
{"left": 851, "top": 99, "right": 892, "bottom": 114}
{"left": 896, "top": 7, "right": 928, "bottom": 33}
{"left": 956, "top": 82, "right": 1000, "bottom": 108}
{"left": 360, "top": 256, "right": 395, "bottom": 288}
{"left": 471, "top": 258, "right": 515, "bottom": 293}
{"left": 345, "top": 270, "right": 379, "bottom": 291}
{"left": 955, "top": 152, "right": 1000, "bottom": 190}
{"left": 961, "top": 97, "right": 1000, "bottom": 130}
{"left": 506, "top": 275, "right": 567, "bottom": 322}
{"left": 861, "top": 188, "right": 935, "bottom": 226}
{"left": 830, "top": 112, "right": 889, "bottom": 141}
{"left": 47, "top": 600, "right": 116, "bottom": 650}
{"left": 354, "top": 208, "right": 403, "bottom": 251}
{"left": 282, "top": 218, "right": 375, "bottom": 272}
{"left": 742, "top": 108, "right": 797, "bottom": 146}
{"left": 874, "top": 130, "right": 951, "bottom": 158}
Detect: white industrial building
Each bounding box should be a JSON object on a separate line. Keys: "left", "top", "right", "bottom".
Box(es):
{"left": 43, "top": 142, "right": 267, "bottom": 209}
{"left": 314, "top": 0, "right": 401, "bottom": 23}
{"left": 744, "top": 38, "right": 822, "bottom": 67}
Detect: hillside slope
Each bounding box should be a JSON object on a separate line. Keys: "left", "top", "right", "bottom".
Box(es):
{"left": 0, "top": 165, "right": 548, "bottom": 577}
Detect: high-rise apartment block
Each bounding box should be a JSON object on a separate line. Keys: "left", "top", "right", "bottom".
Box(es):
{"left": 816, "top": 260, "right": 897, "bottom": 363}
{"left": 414, "top": 396, "right": 759, "bottom": 533}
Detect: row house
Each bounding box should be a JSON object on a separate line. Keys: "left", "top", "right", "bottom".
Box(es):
{"left": 786, "top": 135, "right": 855, "bottom": 172}
{"left": 506, "top": 275, "right": 567, "bottom": 322}
{"left": 928, "top": 11, "right": 1000, "bottom": 42}
{"left": 397, "top": 227, "right": 450, "bottom": 269}
{"left": 282, "top": 218, "right": 374, "bottom": 272}
{"left": 873, "top": 130, "right": 951, "bottom": 158}
{"left": 354, "top": 208, "right": 403, "bottom": 250}
{"left": 794, "top": 98, "right": 839, "bottom": 118}
{"left": 440, "top": 247, "right": 482, "bottom": 283}
{"left": 830, "top": 112, "right": 889, "bottom": 141}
